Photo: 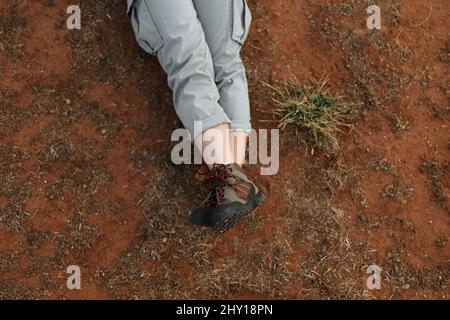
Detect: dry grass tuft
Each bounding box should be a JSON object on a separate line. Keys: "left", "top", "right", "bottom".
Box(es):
{"left": 265, "top": 76, "right": 357, "bottom": 149}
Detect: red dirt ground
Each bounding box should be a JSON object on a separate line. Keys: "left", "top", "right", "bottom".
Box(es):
{"left": 0, "top": 0, "right": 448, "bottom": 299}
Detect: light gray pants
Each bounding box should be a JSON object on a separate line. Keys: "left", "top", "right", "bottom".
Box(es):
{"left": 127, "top": 0, "right": 252, "bottom": 140}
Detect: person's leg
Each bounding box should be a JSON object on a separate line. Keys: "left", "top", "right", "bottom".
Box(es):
{"left": 230, "top": 130, "right": 248, "bottom": 166}
{"left": 189, "top": 1, "right": 264, "bottom": 233}
{"left": 193, "top": 0, "right": 253, "bottom": 166}
{"left": 195, "top": 123, "right": 234, "bottom": 168}
{"left": 128, "top": 0, "right": 264, "bottom": 233}
{"left": 128, "top": 0, "right": 231, "bottom": 147}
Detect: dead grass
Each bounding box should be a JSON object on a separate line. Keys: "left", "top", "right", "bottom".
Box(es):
{"left": 0, "top": 145, "right": 33, "bottom": 233}
{"left": 96, "top": 155, "right": 296, "bottom": 299}
{"left": 420, "top": 159, "right": 450, "bottom": 214}
{"left": 26, "top": 229, "right": 50, "bottom": 253}
{"left": 0, "top": 280, "right": 37, "bottom": 300}
{"left": 64, "top": 0, "right": 140, "bottom": 87}
{"left": 384, "top": 240, "right": 449, "bottom": 296}
{"left": 0, "top": 89, "right": 27, "bottom": 137}
{"left": 309, "top": 0, "right": 412, "bottom": 110}
{"left": 283, "top": 171, "right": 375, "bottom": 299}
{"left": 0, "top": 2, "right": 28, "bottom": 61}
{"left": 438, "top": 36, "right": 450, "bottom": 64}
{"left": 0, "top": 251, "right": 19, "bottom": 273}
{"left": 380, "top": 180, "right": 414, "bottom": 204}
{"left": 356, "top": 146, "right": 415, "bottom": 204}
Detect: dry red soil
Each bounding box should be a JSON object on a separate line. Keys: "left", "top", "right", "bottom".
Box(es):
{"left": 0, "top": 0, "right": 448, "bottom": 299}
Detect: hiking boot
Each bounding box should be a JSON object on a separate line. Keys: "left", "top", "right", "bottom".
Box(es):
{"left": 190, "top": 164, "right": 266, "bottom": 233}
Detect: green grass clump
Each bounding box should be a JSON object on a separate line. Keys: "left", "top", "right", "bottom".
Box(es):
{"left": 265, "top": 76, "right": 356, "bottom": 148}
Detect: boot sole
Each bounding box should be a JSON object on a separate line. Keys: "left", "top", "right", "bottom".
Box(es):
{"left": 213, "top": 191, "right": 266, "bottom": 234}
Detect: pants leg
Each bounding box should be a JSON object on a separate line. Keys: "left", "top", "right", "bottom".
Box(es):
{"left": 193, "top": 0, "right": 253, "bottom": 132}
{"left": 127, "top": 0, "right": 230, "bottom": 140}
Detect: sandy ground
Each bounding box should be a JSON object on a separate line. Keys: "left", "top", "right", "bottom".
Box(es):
{"left": 0, "top": 0, "right": 449, "bottom": 299}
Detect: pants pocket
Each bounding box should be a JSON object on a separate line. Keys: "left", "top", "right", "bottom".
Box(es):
{"left": 126, "top": 0, "right": 135, "bottom": 17}
{"left": 231, "top": 0, "right": 252, "bottom": 45}
{"left": 128, "top": 0, "right": 164, "bottom": 55}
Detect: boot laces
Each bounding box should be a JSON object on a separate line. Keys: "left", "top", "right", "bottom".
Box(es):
{"left": 206, "top": 164, "right": 237, "bottom": 207}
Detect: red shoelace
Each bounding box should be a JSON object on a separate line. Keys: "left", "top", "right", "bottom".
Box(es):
{"left": 206, "top": 164, "right": 236, "bottom": 207}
